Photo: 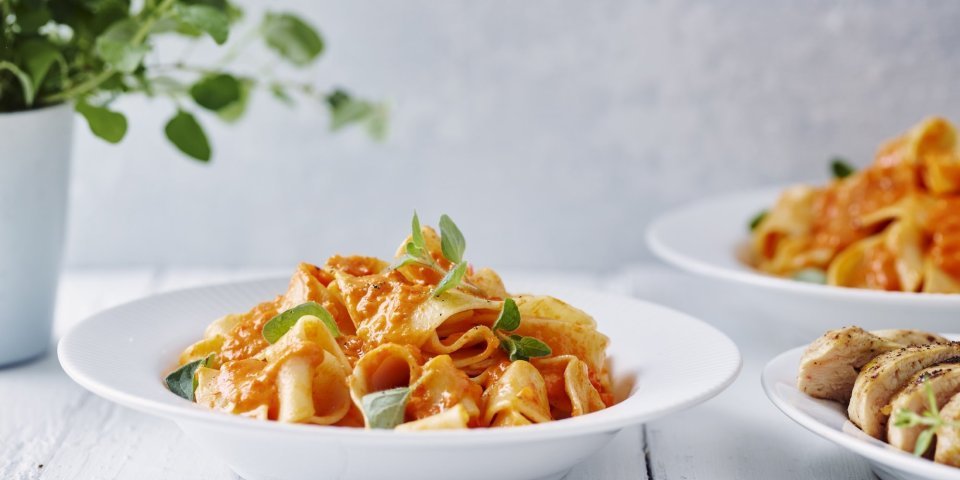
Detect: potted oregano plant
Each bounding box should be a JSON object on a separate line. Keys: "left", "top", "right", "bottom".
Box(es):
{"left": 0, "top": 0, "right": 384, "bottom": 365}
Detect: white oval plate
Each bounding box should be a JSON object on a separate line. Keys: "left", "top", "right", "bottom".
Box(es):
{"left": 59, "top": 278, "right": 741, "bottom": 480}
{"left": 762, "top": 342, "right": 960, "bottom": 480}
{"left": 647, "top": 187, "right": 960, "bottom": 331}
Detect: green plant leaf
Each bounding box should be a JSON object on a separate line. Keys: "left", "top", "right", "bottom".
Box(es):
{"left": 165, "top": 353, "right": 214, "bottom": 401}
{"left": 325, "top": 89, "right": 374, "bottom": 130}
{"left": 18, "top": 39, "right": 63, "bottom": 88}
{"left": 95, "top": 19, "right": 150, "bottom": 73}
{"left": 174, "top": 4, "right": 230, "bottom": 45}
{"left": 492, "top": 298, "right": 520, "bottom": 332}
{"left": 439, "top": 214, "right": 466, "bottom": 263}
{"left": 189, "top": 73, "right": 241, "bottom": 111}
{"left": 499, "top": 334, "right": 520, "bottom": 360}
{"left": 390, "top": 255, "right": 422, "bottom": 270}
{"left": 792, "top": 268, "right": 827, "bottom": 285}
{"left": 262, "top": 301, "right": 340, "bottom": 344}
{"left": 500, "top": 334, "right": 552, "bottom": 361}
{"left": 361, "top": 387, "right": 410, "bottom": 429}
{"left": 261, "top": 12, "right": 324, "bottom": 66}
{"left": 405, "top": 241, "right": 424, "bottom": 258}
{"left": 164, "top": 110, "right": 211, "bottom": 161}
{"left": 411, "top": 211, "right": 426, "bottom": 251}
{"left": 76, "top": 100, "right": 128, "bottom": 143}
{"left": 914, "top": 427, "right": 935, "bottom": 456}
{"left": 831, "top": 158, "right": 855, "bottom": 179}
{"left": 433, "top": 262, "right": 467, "bottom": 297}
{"left": 748, "top": 210, "right": 767, "bottom": 232}
{"left": 216, "top": 78, "right": 252, "bottom": 122}
{"left": 0, "top": 61, "right": 35, "bottom": 106}
{"left": 517, "top": 336, "right": 552, "bottom": 359}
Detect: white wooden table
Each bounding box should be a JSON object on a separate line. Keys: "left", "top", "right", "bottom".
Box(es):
{"left": 0, "top": 265, "right": 878, "bottom": 479}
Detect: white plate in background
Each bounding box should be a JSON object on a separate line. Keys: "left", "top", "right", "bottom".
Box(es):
{"left": 762, "top": 343, "right": 960, "bottom": 480}
{"left": 646, "top": 187, "right": 960, "bottom": 332}
{"left": 59, "top": 278, "right": 741, "bottom": 480}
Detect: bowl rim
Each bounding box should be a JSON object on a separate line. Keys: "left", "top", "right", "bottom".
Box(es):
{"left": 58, "top": 276, "right": 742, "bottom": 445}
{"left": 761, "top": 343, "right": 960, "bottom": 479}
{"left": 646, "top": 186, "right": 960, "bottom": 307}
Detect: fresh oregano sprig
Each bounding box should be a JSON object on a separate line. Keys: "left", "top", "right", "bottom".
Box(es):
{"left": 165, "top": 353, "right": 215, "bottom": 401}
{"left": 361, "top": 386, "right": 410, "bottom": 429}
{"left": 261, "top": 301, "right": 339, "bottom": 344}
{"left": 748, "top": 209, "right": 767, "bottom": 232}
{"left": 892, "top": 380, "right": 960, "bottom": 456}
{"left": 392, "top": 212, "right": 483, "bottom": 298}
{"left": 491, "top": 298, "right": 552, "bottom": 362}
{"left": 830, "top": 157, "right": 856, "bottom": 179}
{"left": 0, "top": 0, "right": 386, "bottom": 161}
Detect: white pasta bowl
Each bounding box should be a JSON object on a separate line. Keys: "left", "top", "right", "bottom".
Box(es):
{"left": 58, "top": 277, "right": 741, "bottom": 480}
{"left": 763, "top": 340, "right": 960, "bottom": 480}
{"left": 647, "top": 187, "right": 960, "bottom": 334}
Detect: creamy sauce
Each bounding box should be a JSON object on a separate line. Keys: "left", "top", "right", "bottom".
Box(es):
{"left": 220, "top": 299, "right": 280, "bottom": 362}
{"left": 812, "top": 163, "right": 916, "bottom": 253}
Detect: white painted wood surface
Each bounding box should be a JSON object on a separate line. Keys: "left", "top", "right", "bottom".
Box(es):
{"left": 0, "top": 266, "right": 878, "bottom": 479}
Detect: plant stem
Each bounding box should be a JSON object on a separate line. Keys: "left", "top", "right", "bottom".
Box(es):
{"left": 215, "top": 27, "right": 259, "bottom": 68}
{"left": 43, "top": 69, "right": 114, "bottom": 103}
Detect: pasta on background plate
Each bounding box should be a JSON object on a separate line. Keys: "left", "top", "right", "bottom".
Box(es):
{"left": 749, "top": 117, "right": 960, "bottom": 293}
{"left": 165, "top": 214, "right": 614, "bottom": 430}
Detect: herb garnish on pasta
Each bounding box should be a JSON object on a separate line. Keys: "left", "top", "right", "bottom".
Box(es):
{"left": 164, "top": 214, "right": 613, "bottom": 429}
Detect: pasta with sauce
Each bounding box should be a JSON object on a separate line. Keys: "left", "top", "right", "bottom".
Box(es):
{"left": 165, "top": 214, "right": 614, "bottom": 430}
{"left": 749, "top": 117, "right": 960, "bottom": 293}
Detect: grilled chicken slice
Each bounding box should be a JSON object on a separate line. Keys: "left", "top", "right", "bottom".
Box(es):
{"left": 873, "top": 329, "right": 949, "bottom": 346}
{"left": 797, "top": 326, "right": 901, "bottom": 402}
{"left": 848, "top": 343, "right": 960, "bottom": 439}
{"left": 886, "top": 363, "right": 960, "bottom": 453}
{"left": 935, "top": 393, "right": 960, "bottom": 466}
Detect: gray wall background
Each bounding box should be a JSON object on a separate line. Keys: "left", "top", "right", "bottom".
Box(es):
{"left": 64, "top": 1, "right": 960, "bottom": 271}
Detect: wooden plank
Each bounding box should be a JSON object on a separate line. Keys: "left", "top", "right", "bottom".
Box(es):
{"left": 615, "top": 266, "right": 876, "bottom": 480}
{"left": 0, "top": 269, "right": 156, "bottom": 480}
{"left": 567, "top": 426, "right": 649, "bottom": 480}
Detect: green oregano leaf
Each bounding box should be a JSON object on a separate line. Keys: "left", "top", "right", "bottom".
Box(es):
{"left": 261, "top": 12, "right": 324, "bottom": 66}
{"left": 164, "top": 110, "right": 211, "bottom": 161}
{"left": 262, "top": 301, "right": 340, "bottom": 343}
{"left": 411, "top": 212, "right": 426, "bottom": 252}
{"left": 0, "top": 61, "right": 35, "bottom": 106}
{"left": 189, "top": 73, "right": 242, "bottom": 111}
{"left": 216, "top": 78, "right": 252, "bottom": 123}
{"left": 361, "top": 386, "right": 410, "bottom": 429}
{"left": 517, "top": 336, "right": 552, "bottom": 359}
{"left": 165, "top": 353, "right": 215, "bottom": 401}
{"left": 95, "top": 19, "right": 150, "bottom": 73}
{"left": 499, "top": 334, "right": 552, "bottom": 362}
{"left": 173, "top": 4, "right": 230, "bottom": 45}
{"left": 830, "top": 158, "right": 855, "bottom": 179}
{"left": 76, "top": 100, "right": 128, "bottom": 144}
{"left": 433, "top": 262, "right": 467, "bottom": 297}
{"left": 492, "top": 298, "right": 520, "bottom": 332}
{"left": 390, "top": 254, "right": 422, "bottom": 270}
{"left": 748, "top": 210, "right": 767, "bottom": 232}
{"left": 500, "top": 335, "right": 520, "bottom": 360}
{"left": 19, "top": 39, "right": 64, "bottom": 89}
{"left": 439, "top": 214, "right": 465, "bottom": 264}
{"left": 914, "top": 427, "right": 935, "bottom": 456}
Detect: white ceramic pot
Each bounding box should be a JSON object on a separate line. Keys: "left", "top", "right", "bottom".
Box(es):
{"left": 0, "top": 103, "right": 73, "bottom": 365}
